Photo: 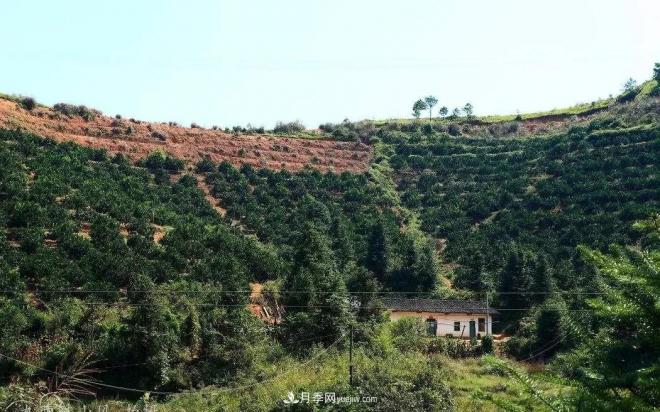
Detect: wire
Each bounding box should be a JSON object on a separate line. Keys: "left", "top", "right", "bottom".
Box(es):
{"left": 518, "top": 338, "right": 563, "bottom": 363}
{"left": 516, "top": 310, "right": 592, "bottom": 363}
{"left": 213, "top": 332, "right": 345, "bottom": 393}
{"left": 0, "top": 352, "right": 175, "bottom": 396}
{"left": 0, "top": 332, "right": 346, "bottom": 397}
{"left": 0, "top": 289, "right": 608, "bottom": 295}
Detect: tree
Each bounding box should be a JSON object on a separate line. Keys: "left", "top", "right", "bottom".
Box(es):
{"left": 622, "top": 78, "right": 637, "bottom": 93}
{"left": 412, "top": 99, "right": 427, "bottom": 119}
{"left": 438, "top": 106, "right": 448, "bottom": 118}
{"left": 127, "top": 273, "right": 180, "bottom": 388}
{"left": 366, "top": 218, "right": 391, "bottom": 280}
{"left": 652, "top": 63, "right": 660, "bottom": 96}
{"left": 451, "top": 107, "right": 462, "bottom": 118}
{"left": 282, "top": 224, "right": 351, "bottom": 348}
{"left": 455, "top": 251, "right": 491, "bottom": 292}
{"left": 463, "top": 102, "right": 474, "bottom": 119}
{"left": 330, "top": 215, "right": 354, "bottom": 270}
{"left": 554, "top": 217, "right": 660, "bottom": 409}
{"left": 497, "top": 248, "right": 533, "bottom": 326}
{"left": 530, "top": 254, "right": 555, "bottom": 304}
{"left": 534, "top": 298, "right": 567, "bottom": 358}
{"left": 424, "top": 96, "right": 438, "bottom": 121}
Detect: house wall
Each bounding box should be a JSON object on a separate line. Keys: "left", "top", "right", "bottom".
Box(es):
{"left": 388, "top": 310, "right": 493, "bottom": 337}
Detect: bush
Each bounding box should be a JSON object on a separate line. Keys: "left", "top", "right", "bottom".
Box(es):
{"left": 196, "top": 157, "right": 215, "bottom": 173}
{"left": 422, "top": 123, "right": 434, "bottom": 136}
{"left": 19, "top": 96, "right": 37, "bottom": 111}
{"left": 273, "top": 121, "right": 305, "bottom": 134}
{"left": 140, "top": 151, "right": 184, "bottom": 172}
{"left": 481, "top": 335, "right": 494, "bottom": 354}
{"left": 356, "top": 357, "right": 455, "bottom": 411}
{"left": 151, "top": 130, "right": 168, "bottom": 141}
{"left": 448, "top": 123, "right": 461, "bottom": 136}
{"left": 53, "top": 103, "right": 98, "bottom": 121}
{"left": 389, "top": 318, "right": 426, "bottom": 352}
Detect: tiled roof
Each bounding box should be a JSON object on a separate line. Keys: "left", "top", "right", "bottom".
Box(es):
{"left": 381, "top": 298, "right": 499, "bottom": 315}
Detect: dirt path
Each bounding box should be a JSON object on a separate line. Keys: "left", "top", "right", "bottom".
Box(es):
{"left": 194, "top": 174, "right": 228, "bottom": 217}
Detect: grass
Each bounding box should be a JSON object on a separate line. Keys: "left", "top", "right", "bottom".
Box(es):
{"left": 477, "top": 98, "right": 612, "bottom": 123}
{"left": 72, "top": 350, "right": 571, "bottom": 411}
{"left": 444, "top": 356, "right": 570, "bottom": 411}
{"left": 636, "top": 79, "right": 658, "bottom": 99}
{"left": 374, "top": 97, "right": 614, "bottom": 126}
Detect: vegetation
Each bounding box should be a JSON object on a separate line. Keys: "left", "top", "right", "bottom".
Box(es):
{"left": 201, "top": 161, "right": 439, "bottom": 295}
{"left": 53, "top": 103, "right": 99, "bottom": 121}
{"left": 0, "top": 67, "right": 659, "bottom": 410}
{"left": 273, "top": 120, "right": 305, "bottom": 134}
{"left": 388, "top": 112, "right": 658, "bottom": 324}
{"left": 412, "top": 99, "right": 427, "bottom": 119}
{"left": 19, "top": 97, "right": 36, "bottom": 111}
{"left": 0, "top": 129, "right": 283, "bottom": 396}
{"left": 424, "top": 96, "right": 438, "bottom": 120}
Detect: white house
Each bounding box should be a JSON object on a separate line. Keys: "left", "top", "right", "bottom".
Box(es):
{"left": 381, "top": 298, "right": 498, "bottom": 339}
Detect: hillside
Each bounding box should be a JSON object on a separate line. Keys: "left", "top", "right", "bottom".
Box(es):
{"left": 0, "top": 97, "right": 371, "bottom": 173}
{"left": 0, "top": 87, "right": 658, "bottom": 410}
{"left": 390, "top": 118, "right": 659, "bottom": 286}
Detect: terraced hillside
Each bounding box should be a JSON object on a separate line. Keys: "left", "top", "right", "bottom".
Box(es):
{"left": 0, "top": 97, "right": 371, "bottom": 173}
{"left": 0, "top": 86, "right": 658, "bottom": 410}
{"left": 385, "top": 102, "right": 660, "bottom": 296}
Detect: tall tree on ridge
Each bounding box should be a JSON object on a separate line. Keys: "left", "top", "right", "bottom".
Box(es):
{"left": 424, "top": 96, "right": 438, "bottom": 121}
{"left": 412, "top": 99, "right": 427, "bottom": 119}
{"left": 463, "top": 102, "right": 474, "bottom": 119}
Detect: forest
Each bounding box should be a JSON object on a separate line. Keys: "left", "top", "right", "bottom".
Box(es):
{"left": 0, "top": 85, "right": 659, "bottom": 410}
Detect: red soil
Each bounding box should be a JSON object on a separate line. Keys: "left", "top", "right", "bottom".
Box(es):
{"left": 0, "top": 99, "right": 372, "bottom": 173}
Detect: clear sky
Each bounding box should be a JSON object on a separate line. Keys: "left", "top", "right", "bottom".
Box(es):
{"left": 1, "top": 0, "right": 658, "bottom": 128}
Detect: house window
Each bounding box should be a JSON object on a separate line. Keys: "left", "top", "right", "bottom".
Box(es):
{"left": 426, "top": 319, "right": 437, "bottom": 336}
{"left": 478, "top": 318, "right": 486, "bottom": 332}
{"left": 453, "top": 321, "right": 460, "bottom": 332}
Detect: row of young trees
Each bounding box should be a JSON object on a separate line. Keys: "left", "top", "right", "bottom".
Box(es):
{"left": 0, "top": 130, "right": 287, "bottom": 392}
{"left": 0, "top": 129, "right": 445, "bottom": 398}
{"left": 412, "top": 96, "right": 474, "bottom": 120}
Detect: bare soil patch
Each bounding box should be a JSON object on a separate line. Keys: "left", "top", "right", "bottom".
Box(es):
{"left": 0, "top": 99, "right": 371, "bottom": 173}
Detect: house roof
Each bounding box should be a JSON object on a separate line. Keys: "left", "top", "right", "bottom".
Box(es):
{"left": 381, "top": 297, "right": 499, "bottom": 315}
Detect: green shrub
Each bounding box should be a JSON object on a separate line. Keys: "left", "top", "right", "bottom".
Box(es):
{"left": 196, "top": 157, "right": 215, "bottom": 173}
{"left": 389, "top": 318, "right": 426, "bottom": 352}
{"left": 53, "top": 103, "right": 98, "bottom": 121}
{"left": 481, "top": 335, "right": 494, "bottom": 354}
{"left": 448, "top": 123, "right": 461, "bottom": 136}
{"left": 19, "top": 96, "right": 37, "bottom": 111}
{"left": 356, "top": 356, "right": 455, "bottom": 411}
{"left": 273, "top": 121, "right": 305, "bottom": 134}
{"left": 139, "top": 151, "right": 184, "bottom": 172}
{"left": 151, "top": 130, "right": 168, "bottom": 141}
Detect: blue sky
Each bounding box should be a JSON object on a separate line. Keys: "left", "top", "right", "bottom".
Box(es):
{"left": 1, "top": 0, "right": 658, "bottom": 128}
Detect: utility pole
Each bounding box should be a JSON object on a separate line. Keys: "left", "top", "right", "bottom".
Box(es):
{"left": 349, "top": 324, "right": 354, "bottom": 387}
{"left": 486, "top": 291, "right": 490, "bottom": 336}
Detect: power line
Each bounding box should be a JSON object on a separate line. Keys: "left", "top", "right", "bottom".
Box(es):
{"left": 519, "top": 338, "right": 563, "bottom": 363}
{"left": 0, "top": 351, "right": 175, "bottom": 396}
{"left": 2, "top": 300, "right": 604, "bottom": 312}
{"left": 0, "top": 289, "right": 608, "bottom": 295}
{"left": 0, "top": 333, "right": 346, "bottom": 397}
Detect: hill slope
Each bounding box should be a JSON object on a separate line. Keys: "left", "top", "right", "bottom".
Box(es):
{"left": 0, "top": 97, "right": 371, "bottom": 173}
{"left": 0, "top": 91, "right": 658, "bottom": 410}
